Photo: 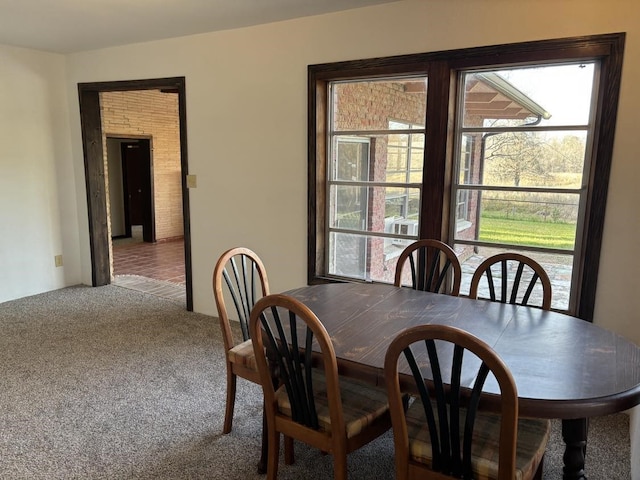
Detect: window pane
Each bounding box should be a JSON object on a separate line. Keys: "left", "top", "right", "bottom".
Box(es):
{"left": 329, "top": 185, "right": 421, "bottom": 232}
{"left": 331, "top": 185, "right": 368, "bottom": 230}
{"left": 332, "top": 133, "right": 424, "bottom": 184}
{"left": 458, "top": 130, "right": 587, "bottom": 188}
{"left": 462, "top": 64, "right": 595, "bottom": 128}
{"left": 329, "top": 232, "right": 368, "bottom": 280}
{"left": 329, "top": 231, "right": 413, "bottom": 284}
{"left": 334, "top": 138, "right": 370, "bottom": 181}
{"left": 332, "top": 78, "right": 427, "bottom": 132}
{"left": 457, "top": 245, "right": 573, "bottom": 311}
{"left": 454, "top": 189, "right": 578, "bottom": 250}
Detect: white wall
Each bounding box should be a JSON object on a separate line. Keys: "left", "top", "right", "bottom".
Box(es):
{"left": 0, "top": 45, "right": 80, "bottom": 303}
{"left": 64, "top": 0, "right": 640, "bottom": 345}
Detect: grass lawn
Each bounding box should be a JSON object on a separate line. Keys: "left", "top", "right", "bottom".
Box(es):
{"left": 479, "top": 215, "right": 575, "bottom": 249}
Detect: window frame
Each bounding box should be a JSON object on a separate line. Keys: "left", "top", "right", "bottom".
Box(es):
{"left": 308, "top": 33, "right": 625, "bottom": 322}
{"left": 451, "top": 64, "right": 597, "bottom": 313}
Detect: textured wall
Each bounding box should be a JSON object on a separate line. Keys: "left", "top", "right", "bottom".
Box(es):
{"left": 100, "top": 90, "right": 183, "bottom": 241}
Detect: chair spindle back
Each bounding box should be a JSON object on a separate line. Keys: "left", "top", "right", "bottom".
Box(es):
{"left": 395, "top": 239, "right": 462, "bottom": 296}
{"left": 469, "top": 253, "right": 552, "bottom": 310}
{"left": 385, "top": 325, "right": 519, "bottom": 479}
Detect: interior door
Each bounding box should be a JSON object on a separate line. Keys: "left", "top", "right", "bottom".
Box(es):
{"left": 121, "top": 140, "right": 155, "bottom": 242}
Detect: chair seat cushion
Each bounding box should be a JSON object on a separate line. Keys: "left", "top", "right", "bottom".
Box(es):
{"left": 275, "top": 370, "right": 389, "bottom": 438}
{"left": 406, "top": 399, "right": 550, "bottom": 480}
{"left": 228, "top": 339, "right": 257, "bottom": 371}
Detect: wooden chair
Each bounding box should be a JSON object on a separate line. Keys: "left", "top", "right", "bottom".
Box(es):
{"left": 213, "top": 247, "right": 269, "bottom": 434}
{"left": 250, "top": 293, "right": 393, "bottom": 480}
{"left": 384, "top": 324, "right": 550, "bottom": 480}
{"left": 394, "top": 239, "right": 462, "bottom": 296}
{"left": 468, "top": 253, "right": 552, "bottom": 310}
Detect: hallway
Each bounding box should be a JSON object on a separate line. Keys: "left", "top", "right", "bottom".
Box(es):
{"left": 111, "top": 228, "right": 186, "bottom": 305}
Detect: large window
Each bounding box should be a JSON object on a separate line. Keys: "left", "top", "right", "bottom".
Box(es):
{"left": 308, "top": 34, "right": 625, "bottom": 321}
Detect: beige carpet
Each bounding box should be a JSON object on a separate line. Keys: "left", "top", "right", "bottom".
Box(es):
{"left": 0, "top": 285, "right": 630, "bottom": 479}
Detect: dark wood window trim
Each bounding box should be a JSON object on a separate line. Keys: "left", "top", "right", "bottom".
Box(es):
{"left": 308, "top": 33, "right": 625, "bottom": 322}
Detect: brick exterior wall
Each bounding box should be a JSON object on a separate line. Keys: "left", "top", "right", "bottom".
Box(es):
{"left": 453, "top": 115, "right": 485, "bottom": 263}
{"left": 100, "top": 90, "right": 183, "bottom": 241}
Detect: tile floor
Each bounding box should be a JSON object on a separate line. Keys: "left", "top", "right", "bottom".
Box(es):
{"left": 458, "top": 246, "right": 571, "bottom": 311}
{"left": 111, "top": 227, "right": 186, "bottom": 305}
{"left": 110, "top": 230, "right": 570, "bottom": 311}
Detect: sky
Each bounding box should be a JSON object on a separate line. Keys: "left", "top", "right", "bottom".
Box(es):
{"left": 498, "top": 63, "right": 595, "bottom": 126}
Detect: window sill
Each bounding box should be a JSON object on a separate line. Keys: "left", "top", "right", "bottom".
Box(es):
{"left": 456, "top": 220, "right": 472, "bottom": 232}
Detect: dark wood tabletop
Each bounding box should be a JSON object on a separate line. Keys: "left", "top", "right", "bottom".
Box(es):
{"left": 284, "top": 282, "right": 640, "bottom": 480}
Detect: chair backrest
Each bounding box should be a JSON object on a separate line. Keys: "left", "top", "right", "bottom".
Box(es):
{"left": 213, "top": 247, "right": 270, "bottom": 352}
{"left": 468, "top": 253, "right": 552, "bottom": 310}
{"left": 249, "top": 293, "right": 345, "bottom": 433}
{"left": 384, "top": 324, "right": 518, "bottom": 480}
{"left": 394, "top": 239, "right": 462, "bottom": 296}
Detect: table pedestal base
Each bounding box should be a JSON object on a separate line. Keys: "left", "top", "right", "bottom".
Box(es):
{"left": 562, "top": 418, "right": 589, "bottom": 480}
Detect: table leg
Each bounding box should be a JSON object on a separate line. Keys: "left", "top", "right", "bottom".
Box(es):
{"left": 562, "top": 418, "right": 589, "bottom": 480}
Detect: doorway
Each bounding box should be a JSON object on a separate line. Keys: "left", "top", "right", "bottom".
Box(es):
{"left": 109, "top": 138, "right": 155, "bottom": 242}
{"left": 78, "top": 77, "right": 193, "bottom": 311}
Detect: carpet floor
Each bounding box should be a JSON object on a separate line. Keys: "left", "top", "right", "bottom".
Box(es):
{"left": 0, "top": 285, "right": 631, "bottom": 479}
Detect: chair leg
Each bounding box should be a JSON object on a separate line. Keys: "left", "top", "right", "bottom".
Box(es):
{"left": 223, "top": 367, "right": 236, "bottom": 434}
{"left": 266, "top": 430, "right": 280, "bottom": 480}
{"left": 257, "top": 406, "right": 268, "bottom": 473}
{"left": 333, "top": 452, "right": 348, "bottom": 480}
{"left": 284, "top": 436, "right": 294, "bottom": 465}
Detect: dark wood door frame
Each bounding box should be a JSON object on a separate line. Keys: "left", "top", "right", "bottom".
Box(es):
{"left": 78, "top": 77, "right": 193, "bottom": 310}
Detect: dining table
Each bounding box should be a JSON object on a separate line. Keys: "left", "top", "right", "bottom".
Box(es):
{"left": 280, "top": 281, "right": 640, "bottom": 480}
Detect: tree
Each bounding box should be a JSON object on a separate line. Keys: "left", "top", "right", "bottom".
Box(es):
{"left": 484, "top": 131, "right": 551, "bottom": 186}
{"left": 544, "top": 135, "right": 585, "bottom": 174}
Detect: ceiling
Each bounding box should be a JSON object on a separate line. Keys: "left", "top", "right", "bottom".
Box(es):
{"left": 0, "top": 0, "right": 397, "bottom": 54}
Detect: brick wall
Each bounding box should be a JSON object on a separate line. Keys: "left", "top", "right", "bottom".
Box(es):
{"left": 100, "top": 90, "right": 183, "bottom": 241}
